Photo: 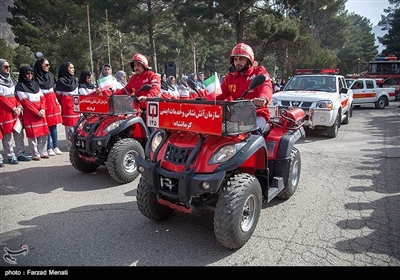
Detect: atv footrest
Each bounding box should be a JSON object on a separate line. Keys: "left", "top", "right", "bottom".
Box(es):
{"left": 267, "top": 177, "right": 285, "bottom": 203}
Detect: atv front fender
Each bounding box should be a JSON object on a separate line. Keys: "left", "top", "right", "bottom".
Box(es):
{"left": 108, "top": 115, "right": 149, "bottom": 139}
{"left": 276, "top": 127, "right": 305, "bottom": 159}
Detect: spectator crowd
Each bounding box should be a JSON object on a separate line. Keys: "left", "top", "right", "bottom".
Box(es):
{"left": 1, "top": 44, "right": 277, "bottom": 167}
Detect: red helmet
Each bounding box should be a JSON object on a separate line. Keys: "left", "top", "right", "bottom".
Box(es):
{"left": 229, "top": 43, "right": 254, "bottom": 66}
{"left": 130, "top": 53, "right": 151, "bottom": 69}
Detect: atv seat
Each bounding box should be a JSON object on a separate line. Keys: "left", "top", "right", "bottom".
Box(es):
{"left": 252, "top": 123, "right": 271, "bottom": 136}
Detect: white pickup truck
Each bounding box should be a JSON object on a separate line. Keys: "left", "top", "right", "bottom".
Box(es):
{"left": 346, "top": 78, "right": 396, "bottom": 109}
{"left": 269, "top": 69, "right": 353, "bottom": 138}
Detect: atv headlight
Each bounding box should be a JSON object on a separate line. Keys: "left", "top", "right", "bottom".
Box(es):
{"left": 104, "top": 120, "right": 124, "bottom": 132}
{"left": 316, "top": 100, "right": 333, "bottom": 109}
{"left": 77, "top": 121, "right": 85, "bottom": 131}
{"left": 209, "top": 142, "right": 246, "bottom": 164}
{"left": 151, "top": 131, "right": 163, "bottom": 152}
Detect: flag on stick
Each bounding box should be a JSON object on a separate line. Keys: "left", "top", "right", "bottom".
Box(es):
{"left": 203, "top": 72, "right": 222, "bottom": 98}
{"left": 13, "top": 118, "right": 22, "bottom": 133}
{"left": 97, "top": 75, "right": 113, "bottom": 91}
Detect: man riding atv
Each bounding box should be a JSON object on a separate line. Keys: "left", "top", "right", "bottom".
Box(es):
{"left": 114, "top": 53, "right": 160, "bottom": 124}
{"left": 205, "top": 43, "right": 273, "bottom": 135}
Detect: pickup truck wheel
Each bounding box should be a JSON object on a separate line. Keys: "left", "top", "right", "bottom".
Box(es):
{"left": 326, "top": 113, "right": 339, "bottom": 138}
{"left": 214, "top": 173, "right": 262, "bottom": 250}
{"left": 137, "top": 176, "right": 174, "bottom": 221}
{"left": 69, "top": 149, "right": 99, "bottom": 173}
{"left": 342, "top": 107, "right": 351, "bottom": 124}
{"left": 107, "top": 138, "right": 144, "bottom": 184}
{"left": 277, "top": 147, "right": 301, "bottom": 199}
{"left": 374, "top": 96, "right": 387, "bottom": 109}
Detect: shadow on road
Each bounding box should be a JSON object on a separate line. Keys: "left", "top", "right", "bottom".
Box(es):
{"left": 334, "top": 106, "right": 400, "bottom": 262}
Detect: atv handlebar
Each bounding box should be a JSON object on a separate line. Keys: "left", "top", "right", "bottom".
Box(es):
{"left": 239, "top": 74, "right": 267, "bottom": 99}
{"left": 130, "top": 84, "right": 152, "bottom": 102}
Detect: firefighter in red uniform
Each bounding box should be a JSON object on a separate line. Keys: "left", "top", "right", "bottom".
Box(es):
{"left": 114, "top": 53, "right": 160, "bottom": 113}
{"left": 207, "top": 43, "right": 273, "bottom": 135}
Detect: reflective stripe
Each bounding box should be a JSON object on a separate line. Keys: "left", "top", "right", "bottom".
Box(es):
{"left": 41, "top": 88, "right": 55, "bottom": 94}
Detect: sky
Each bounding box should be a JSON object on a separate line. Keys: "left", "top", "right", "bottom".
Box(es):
{"left": 345, "top": 0, "right": 390, "bottom": 52}
{"left": 345, "top": 0, "right": 389, "bottom": 26}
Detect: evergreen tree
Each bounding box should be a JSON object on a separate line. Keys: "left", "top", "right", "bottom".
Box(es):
{"left": 378, "top": 0, "right": 400, "bottom": 56}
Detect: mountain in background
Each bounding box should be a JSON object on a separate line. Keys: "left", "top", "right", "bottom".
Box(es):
{"left": 0, "top": 0, "right": 16, "bottom": 46}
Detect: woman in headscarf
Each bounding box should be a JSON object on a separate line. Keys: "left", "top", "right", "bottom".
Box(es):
{"left": 197, "top": 72, "right": 206, "bottom": 89}
{"left": 114, "top": 70, "right": 127, "bottom": 88}
{"left": 15, "top": 66, "right": 49, "bottom": 160}
{"left": 159, "top": 72, "right": 168, "bottom": 91}
{"left": 0, "top": 58, "right": 31, "bottom": 164}
{"left": 177, "top": 76, "right": 191, "bottom": 100}
{"left": 98, "top": 63, "right": 122, "bottom": 90}
{"left": 33, "top": 58, "right": 63, "bottom": 156}
{"left": 78, "top": 70, "right": 97, "bottom": 95}
{"left": 187, "top": 73, "right": 206, "bottom": 99}
{"left": 55, "top": 61, "right": 79, "bottom": 151}
{"left": 165, "top": 75, "right": 180, "bottom": 99}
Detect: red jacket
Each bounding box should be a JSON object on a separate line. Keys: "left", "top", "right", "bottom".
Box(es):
{"left": 213, "top": 66, "right": 273, "bottom": 121}
{"left": 16, "top": 89, "right": 49, "bottom": 138}
{"left": 55, "top": 88, "right": 81, "bottom": 127}
{"left": 0, "top": 84, "right": 22, "bottom": 134}
{"left": 114, "top": 70, "right": 160, "bottom": 110}
{"left": 42, "top": 88, "right": 62, "bottom": 127}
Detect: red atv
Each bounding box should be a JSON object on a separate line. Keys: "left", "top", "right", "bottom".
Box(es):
{"left": 68, "top": 85, "right": 151, "bottom": 184}
{"left": 136, "top": 76, "right": 306, "bottom": 249}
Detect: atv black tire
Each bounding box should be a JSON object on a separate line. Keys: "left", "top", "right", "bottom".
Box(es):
{"left": 107, "top": 138, "right": 144, "bottom": 184}
{"left": 137, "top": 176, "right": 174, "bottom": 221}
{"left": 214, "top": 173, "right": 262, "bottom": 250}
{"left": 277, "top": 147, "right": 301, "bottom": 199}
{"left": 69, "top": 149, "right": 99, "bottom": 173}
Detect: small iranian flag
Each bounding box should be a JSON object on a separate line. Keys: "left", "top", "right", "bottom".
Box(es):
{"left": 204, "top": 72, "right": 222, "bottom": 98}
{"left": 97, "top": 75, "right": 113, "bottom": 91}
{"left": 13, "top": 118, "right": 22, "bottom": 133}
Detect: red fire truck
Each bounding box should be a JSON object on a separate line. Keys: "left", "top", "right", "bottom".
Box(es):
{"left": 365, "top": 55, "right": 400, "bottom": 100}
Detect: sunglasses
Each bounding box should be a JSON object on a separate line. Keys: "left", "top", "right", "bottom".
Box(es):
{"left": 26, "top": 72, "right": 34, "bottom": 75}
{"left": 3, "top": 65, "right": 10, "bottom": 69}
{"left": 44, "top": 64, "right": 50, "bottom": 67}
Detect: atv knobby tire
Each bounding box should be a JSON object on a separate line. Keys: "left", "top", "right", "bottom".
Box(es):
{"left": 214, "top": 173, "right": 262, "bottom": 250}
{"left": 277, "top": 147, "right": 301, "bottom": 199}
{"left": 137, "top": 176, "right": 174, "bottom": 220}
{"left": 107, "top": 138, "right": 144, "bottom": 184}
{"left": 69, "top": 149, "right": 100, "bottom": 173}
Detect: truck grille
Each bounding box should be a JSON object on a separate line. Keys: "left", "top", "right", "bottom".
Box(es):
{"left": 281, "top": 100, "right": 312, "bottom": 110}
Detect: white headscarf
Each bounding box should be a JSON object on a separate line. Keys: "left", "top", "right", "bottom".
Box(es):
{"left": 0, "top": 58, "right": 14, "bottom": 88}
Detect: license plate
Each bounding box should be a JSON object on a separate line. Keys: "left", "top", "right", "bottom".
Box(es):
{"left": 76, "top": 140, "right": 85, "bottom": 148}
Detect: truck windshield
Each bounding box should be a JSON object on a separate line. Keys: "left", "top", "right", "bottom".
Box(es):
{"left": 284, "top": 76, "right": 336, "bottom": 92}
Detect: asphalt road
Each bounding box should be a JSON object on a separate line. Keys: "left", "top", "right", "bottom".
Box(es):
{"left": 1, "top": 102, "right": 399, "bottom": 272}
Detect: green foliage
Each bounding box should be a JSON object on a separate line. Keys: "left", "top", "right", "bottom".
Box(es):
{"left": 5, "top": 0, "right": 397, "bottom": 80}
{"left": 378, "top": 5, "right": 400, "bottom": 56}
{"left": 0, "top": 39, "right": 17, "bottom": 68}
